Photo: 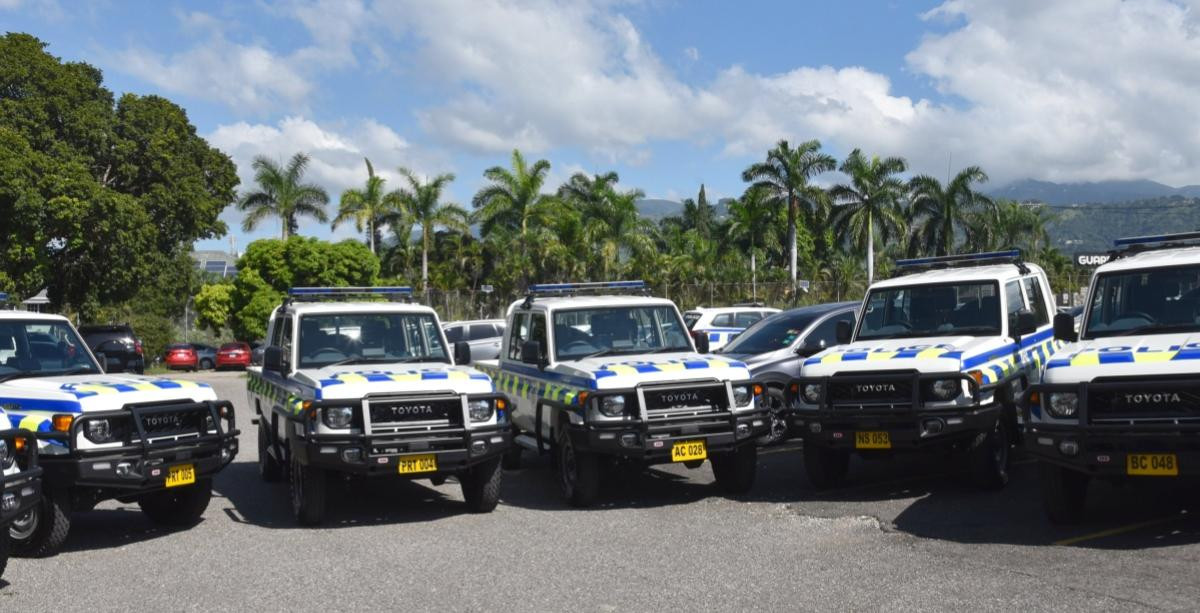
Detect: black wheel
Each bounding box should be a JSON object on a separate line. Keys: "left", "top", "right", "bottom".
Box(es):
{"left": 1040, "top": 462, "right": 1089, "bottom": 525}
{"left": 755, "top": 387, "right": 789, "bottom": 446}
{"left": 138, "top": 479, "right": 212, "bottom": 526}
{"left": 803, "top": 443, "right": 850, "bottom": 490}
{"left": 461, "top": 457, "right": 503, "bottom": 513}
{"left": 970, "top": 418, "right": 1011, "bottom": 489}
{"left": 10, "top": 493, "right": 71, "bottom": 558}
{"left": 712, "top": 444, "right": 758, "bottom": 495}
{"left": 290, "top": 455, "right": 327, "bottom": 526}
{"left": 258, "top": 422, "right": 283, "bottom": 482}
{"left": 501, "top": 445, "right": 522, "bottom": 470}
{"left": 557, "top": 428, "right": 599, "bottom": 507}
{"left": 200, "top": 358, "right": 214, "bottom": 370}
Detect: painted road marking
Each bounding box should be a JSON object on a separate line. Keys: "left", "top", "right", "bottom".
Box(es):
{"left": 1053, "top": 512, "right": 1190, "bottom": 546}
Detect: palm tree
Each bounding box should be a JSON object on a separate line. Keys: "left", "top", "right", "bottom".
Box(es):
{"left": 472, "top": 149, "right": 554, "bottom": 283}
{"left": 333, "top": 158, "right": 403, "bottom": 254}
{"left": 742, "top": 139, "right": 836, "bottom": 285}
{"left": 237, "top": 152, "right": 329, "bottom": 239}
{"left": 908, "top": 166, "right": 993, "bottom": 256}
{"left": 830, "top": 149, "right": 909, "bottom": 284}
{"left": 584, "top": 187, "right": 656, "bottom": 279}
{"left": 727, "top": 186, "right": 778, "bottom": 302}
{"left": 395, "top": 168, "right": 468, "bottom": 294}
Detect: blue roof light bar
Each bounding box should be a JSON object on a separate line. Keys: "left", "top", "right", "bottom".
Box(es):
{"left": 895, "top": 250, "right": 1022, "bottom": 271}
{"left": 528, "top": 280, "right": 646, "bottom": 294}
{"left": 1113, "top": 231, "right": 1200, "bottom": 248}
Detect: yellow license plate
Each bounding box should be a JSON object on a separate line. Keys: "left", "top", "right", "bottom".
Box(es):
{"left": 166, "top": 463, "right": 196, "bottom": 488}
{"left": 855, "top": 431, "right": 891, "bottom": 449}
{"left": 1126, "top": 453, "right": 1178, "bottom": 476}
{"left": 671, "top": 439, "right": 707, "bottom": 462}
{"left": 398, "top": 453, "right": 438, "bottom": 474}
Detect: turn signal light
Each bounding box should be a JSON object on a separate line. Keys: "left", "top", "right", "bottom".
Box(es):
{"left": 753, "top": 384, "right": 764, "bottom": 396}
{"left": 967, "top": 370, "right": 983, "bottom": 386}
{"left": 14, "top": 437, "right": 25, "bottom": 451}
{"left": 578, "top": 391, "right": 589, "bottom": 406}
{"left": 496, "top": 398, "right": 507, "bottom": 410}
{"left": 52, "top": 414, "right": 73, "bottom": 432}
{"left": 1029, "top": 392, "right": 1040, "bottom": 405}
{"left": 789, "top": 383, "right": 800, "bottom": 394}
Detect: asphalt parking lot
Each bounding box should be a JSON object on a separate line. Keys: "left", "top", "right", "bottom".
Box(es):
{"left": 4, "top": 371, "right": 1200, "bottom": 611}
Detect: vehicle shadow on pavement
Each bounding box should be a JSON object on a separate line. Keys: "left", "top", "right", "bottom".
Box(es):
{"left": 749, "top": 443, "right": 1200, "bottom": 550}
{"left": 58, "top": 507, "right": 204, "bottom": 554}
{"left": 213, "top": 461, "right": 492, "bottom": 528}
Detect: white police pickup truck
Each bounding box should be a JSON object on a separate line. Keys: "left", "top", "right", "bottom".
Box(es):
{"left": 476, "top": 281, "right": 769, "bottom": 507}
{"left": 789, "top": 251, "right": 1058, "bottom": 490}
{"left": 1023, "top": 232, "right": 1200, "bottom": 523}
{"left": 0, "top": 403, "right": 42, "bottom": 578}
{"left": 247, "top": 287, "right": 512, "bottom": 525}
{"left": 0, "top": 309, "right": 237, "bottom": 557}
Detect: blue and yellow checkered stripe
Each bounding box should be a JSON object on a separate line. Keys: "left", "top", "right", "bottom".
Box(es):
{"left": 247, "top": 372, "right": 308, "bottom": 415}
{"left": 807, "top": 346, "right": 962, "bottom": 366}
{"left": 1047, "top": 345, "right": 1200, "bottom": 369}
{"left": 592, "top": 358, "right": 745, "bottom": 379}
{"left": 490, "top": 370, "right": 585, "bottom": 407}
{"left": 318, "top": 371, "right": 492, "bottom": 387}
{"left": 59, "top": 379, "right": 209, "bottom": 399}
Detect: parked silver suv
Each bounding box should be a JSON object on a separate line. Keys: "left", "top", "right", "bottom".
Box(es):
{"left": 719, "top": 302, "right": 858, "bottom": 444}
{"left": 443, "top": 319, "right": 507, "bottom": 361}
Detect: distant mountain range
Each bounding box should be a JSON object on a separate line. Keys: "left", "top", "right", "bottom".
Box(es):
{"left": 988, "top": 179, "right": 1200, "bottom": 205}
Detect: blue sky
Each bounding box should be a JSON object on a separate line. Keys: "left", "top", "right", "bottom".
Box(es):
{"left": 5, "top": 0, "right": 1200, "bottom": 252}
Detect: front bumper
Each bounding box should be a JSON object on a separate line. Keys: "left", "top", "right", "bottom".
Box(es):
{"left": 0, "top": 429, "right": 43, "bottom": 526}
{"left": 570, "top": 408, "right": 770, "bottom": 463}
{"left": 788, "top": 371, "right": 995, "bottom": 450}
{"left": 38, "top": 400, "right": 239, "bottom": 492}
{"left": 1023, "top": 380, "right": 1200, "bottom": 477}
{"left": 292, "top": 394, "right": 513, "bottom": 477}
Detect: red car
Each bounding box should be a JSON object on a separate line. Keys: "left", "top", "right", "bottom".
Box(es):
{"left": 216, "top": 342, "right": 252, "bottom": 370}
{"left": 163, "top": 343, "right": 199, "bottom": 371}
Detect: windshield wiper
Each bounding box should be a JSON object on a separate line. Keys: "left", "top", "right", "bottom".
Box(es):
{"left": 645, "top": 346, "right": 692, "bottom": 354}
{"left": 326, "top": 356, "right": 435, "bottom": 367}
{"left": 0, "top": 365, "right": 98, "bottom": 383}
{"left": 1112, "top": 323, "right": 1199, "bottom": 337}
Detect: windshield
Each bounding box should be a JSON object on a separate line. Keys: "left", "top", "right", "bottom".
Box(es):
{"left": 553, "top": 305, "right": 692, "bottom": 361}
{"left": 0, "top": 319, "right": 102, "bottom": 380}
{"left": 1084, "top": 265, "right": 1200, "bottom": 338}
{"left": 298, "top": 312, "right": 448, "bottom": 368}
{"left": 722, "top": 312, "right": 816, "bottom": 354}
{"left": 682, "top": 311, "right": 701, "bottom": 330}
{"left": 857, "top": 281, "right": 1002, "bottom": 340}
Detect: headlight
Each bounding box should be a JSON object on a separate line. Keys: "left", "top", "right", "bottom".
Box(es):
{"left": 468, "top": 399, "right": 494, "bottom": 422}
{"left": 732, "top": 385, "right": 753, "bottom": 408}
{"left": 84, "top": 418, "right": 115, "bottom": 444}
{"left": 802, "top": 384, "right": 822, "bottom": 404}
{"left": 930, "top": 379, "right": 960, "bottom": 401}
{"left": 598, "top": 395, "right": 627, "bottom": 418}
{"left": 322, "top": 406, "right": 354, "bottom": 429}
{"left": 1047, "top": 392, "right": 1079, "bottom": 418}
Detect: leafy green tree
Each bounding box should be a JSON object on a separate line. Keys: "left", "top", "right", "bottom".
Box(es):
{"left": 230, "top": 268, "right": 281, "bottom": 342}
{"left": 727, "top": 186, "right": 779, "bottom": 300}
{"left": 194, "top": 283, "right": 234, "bottom": 335}
{"left": 742, "top": 139, "right": 836, "bottom": 285}
{"left": 396, "top": 168, "right": 467, "bottom": 293}
{"left": 908, "top": 166, "right": 993, "bottom": 256}
{"left": 830, "top": 149, "right": 909, "bottom": 284}
{"left": 238, "top": 153, "right": 329, "bottom": 239}
{"left": 333, "top": 158, "right": 402, "bottom": 254}
{"left": 472, "top": 149, "right": 554, "bottom": 286}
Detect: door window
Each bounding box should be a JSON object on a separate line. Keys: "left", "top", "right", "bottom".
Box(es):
{"left": 1005, "top": 281, "right": 1027, "bottom": 333}
{"left": 507, "top": 313, "right": 530, "bottom": 361}
{"left": 734, "top": 312, "right": 763, "bottom": 327}
{"left": 444, "top": 326, "right": 464, "bottom": 343}
{"left": 807, "top": 312, "right": 856, "bottom": 349}
{"left": 526, "top": 314, "right": 547, "bottom": 363}
{"left": 712, "top": 313, "right": 734, "bottom": 327}
{"left": 469, "top": 324, "right": 498, "bottom": 341}
{"left": 1022, "top": 277, "right": 1050, "bottom": 326}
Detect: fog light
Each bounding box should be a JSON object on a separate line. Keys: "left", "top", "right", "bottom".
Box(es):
{"left": 619, "top": 433, "right": 639, "bottom": 448}
{"left": 490, "top": 436, "right": 503, "bottom": 444}
{"left": 115, "top": 462, "right": 132, "bottom": 478}
{"left": 1037, "top": 437, "right": 1053, "bottom": 446}
{"left": 471, "top": 440, "right": 488, "bottom": 454}
{"left": 922, "top": 418, "right": 944, "bottom": 436}
{"left": 1058, "top": 440, "right": 1080, "bottom": 457}
{"left": 221, "top": 448, "right": 232, "bottom": 461}
{"left": 341, "top": 448, "right": 363, "bottom": 463}
{"left": 319, "top": 446, "right": 336, "bottom": 454}
{"left": 1, "top": 492, "right": 16, "bottom": 512}
{"left": 809, "top": 422, "right": 822, "bottom": 434}
{"left": 736, "top": 423, "right": 750, "bottom": 438}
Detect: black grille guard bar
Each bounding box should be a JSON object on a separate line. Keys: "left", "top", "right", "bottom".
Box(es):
{"left": 50, "top": 400, "right": 239, "bottom": 456}
{"left": 788, "top": 371, "right": 981, "bottom": 411}
{"left": 1024, "top": 380, "right": 1200, "bottom": 432}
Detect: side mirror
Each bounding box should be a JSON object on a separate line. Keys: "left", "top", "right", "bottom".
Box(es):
{"left": 521, "top": 340, "right": 546, "bottom": 368}
{"left": 692, "top": 331, "right": 710, "bottom": 354}
{"left": 1053, "top": 312, "right": 1078, "bottom": 343}
{"left": 454, "top": 341, "right": 472, "bottom": 366}
{"left": 1014, "top": 309, "right": 1039, "bottom": 339}
{"left": 835, "top": 320, "right": 853, "bottom": 344}
{"left": 263, "top": 346, "right": 287, "bottom": 376}
{"left": 795, "top": 338, "right": 827, "bottom": 357}
{"left": 103, "top": 357, "right": 122, "bottom": 373}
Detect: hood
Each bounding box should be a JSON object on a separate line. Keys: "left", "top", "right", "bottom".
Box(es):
{"left": 802, "top": 336, "right": 1012, "bottom": 376}
{"left": 551, "top": 353, "right": 750, "bottom": 390}
{"left": 0, "top": 374, "right": 215, "bottom": 428}
{"left": 1044, "top": 333, "right": 1200, "bottom": 384}
{"left": 299, "top": 363, "right": 494, "bottom": 399}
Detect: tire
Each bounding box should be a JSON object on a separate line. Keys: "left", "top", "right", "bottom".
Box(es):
{"left": 1040, "top": 462, "right": 1089, "bottom": 525}
{"left": 755, "top": 387, "right": 789, "bottom": 446}
{"left": 290, "top": 455, "right": 327, "bottom": 526}
{"left": 138, "top": 479, "right": 212, "bottom": 526}
{"left": 803, "top": 443, "right": 850, "bottom": 490}
{"left": 10, "top": 493, "right": 71, "bottom": 558}
{"left": 711, "top": 444, "right": 758, "bottom": 495}
{"left": 970, "top": 418, "right": 1011, "bottom": 490}
{"left": 200, "top": 358, "right": 214, "bottom": 370}
{"left": 501, "top": 445, "right": 522, "bottom": 470}
{"left": 461, "top": 457, "right": 503, "bottom": 513}
{"left": 0, "top": 526, "right": 9, "bottom": 579}
{"left": 557, "top": 428, "right": 599, "bottom": 507}
{"left": 258, "top": 422, "right": 283, "bottom": 482}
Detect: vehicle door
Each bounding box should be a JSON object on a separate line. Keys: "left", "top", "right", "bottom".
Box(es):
{"left": 468, "top": 323, "right": 503, "bottom": 361}
{"left": 1021, "top": 274, "right": 1054, "bottom": 383}
{"left": 799, "top": 310, "right": 857, "bottom": 358}
{"left": 503, "top": 312, "right": 535, "bottom": 431}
